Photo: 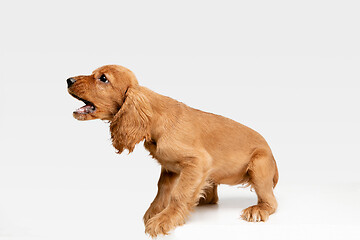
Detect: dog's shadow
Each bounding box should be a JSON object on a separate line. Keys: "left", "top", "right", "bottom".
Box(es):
{"left": 159, "top": 196, "right": 256, "bottom": 239}
{"left": 215, "top": 196, "right": 256, "bottom": 209}
{"left": 189, "top": 195, "right": 256, "bottom": 221}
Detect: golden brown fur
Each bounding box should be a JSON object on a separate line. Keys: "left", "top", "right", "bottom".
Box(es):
{"left": 67, "top": 65, "right": 279, "bottom": 237}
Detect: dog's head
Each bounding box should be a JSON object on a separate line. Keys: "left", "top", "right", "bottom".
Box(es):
{"left": 67, "top": 65, "right": 152, "bottom": 153}
{"left": 67, "top": 65, "right": 138, "bottom": 121}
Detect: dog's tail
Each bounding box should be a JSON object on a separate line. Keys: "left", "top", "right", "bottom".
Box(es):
{"left": 272, "top": 156, "right": 279, "bottom": 188}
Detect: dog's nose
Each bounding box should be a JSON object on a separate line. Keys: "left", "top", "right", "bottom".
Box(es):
{"left": 67, "top": 78, "right": 76, "bottom": 88}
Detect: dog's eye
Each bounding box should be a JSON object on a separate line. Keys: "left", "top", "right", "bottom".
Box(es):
{"left": 99, "top": 74, "right": 109, "bottom": 83}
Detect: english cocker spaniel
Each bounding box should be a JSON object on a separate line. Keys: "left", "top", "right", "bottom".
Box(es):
{"left": 67, "top": 65, "right": 278, "bottom": 237}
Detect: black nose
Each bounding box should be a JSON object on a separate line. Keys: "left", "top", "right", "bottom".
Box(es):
{"left": 67, "top": 78, "right": 76, "bottom": 88}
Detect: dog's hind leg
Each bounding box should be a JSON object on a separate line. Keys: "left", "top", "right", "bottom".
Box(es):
{"left": 241, "top": 149, "right": 278, "bottom": 222}
{"left": 198, "top": 182, "right": 218, "bottom": 205}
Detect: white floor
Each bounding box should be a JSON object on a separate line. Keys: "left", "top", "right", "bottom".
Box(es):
{"left": 0, "top": 172, "right": 359, "bottom": 240}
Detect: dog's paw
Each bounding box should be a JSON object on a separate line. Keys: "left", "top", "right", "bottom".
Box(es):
{"left": 145, "top": 213, "right": 172, "bottom": 238}
{"left": 143, "top": 206, "right": 161, "bottom": 225}
{"left": 145, "top": 209, "right": 184, "bottom": 238}
{"left": 241, "top": 205, "right": 269, "bottom": 222}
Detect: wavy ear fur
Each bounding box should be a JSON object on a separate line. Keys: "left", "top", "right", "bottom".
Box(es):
{"left": 110, "top": 87, "right": 152, "bottom": 153}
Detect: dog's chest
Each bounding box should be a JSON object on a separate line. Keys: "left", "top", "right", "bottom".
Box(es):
{"left": 144, "top": 140, "right": 181, "bottom": 173}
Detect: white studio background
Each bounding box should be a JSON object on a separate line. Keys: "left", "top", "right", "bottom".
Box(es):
{"left": 0, "top": 1, "right": 359, "bottom": 240}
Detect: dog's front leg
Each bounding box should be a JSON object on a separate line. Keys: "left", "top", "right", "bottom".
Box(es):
{"left": 143, "top": 167, "right": 179, "bottom": 225}
{"left": 145, "top": 158, "right": 208, "bottom": 237}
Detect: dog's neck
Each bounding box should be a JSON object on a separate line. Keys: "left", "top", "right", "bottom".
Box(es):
{"left": 138, "top": 86, "right": 184, "bottom": 143}
{"left": 109, "top": 85, "right": 184, "bottom": 154}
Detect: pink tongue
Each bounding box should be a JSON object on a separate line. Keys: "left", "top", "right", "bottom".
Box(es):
{"left": 76, "top": 105, "right": 92, "bottom": 114}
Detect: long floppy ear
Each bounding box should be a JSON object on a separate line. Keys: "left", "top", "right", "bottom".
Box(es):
{"left": 110, "top": 87, "right": 152, "bottom": 154}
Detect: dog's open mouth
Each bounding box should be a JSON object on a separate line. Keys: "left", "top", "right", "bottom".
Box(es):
{"left": 71, "top": 94, "right": 96, "bottom": 115}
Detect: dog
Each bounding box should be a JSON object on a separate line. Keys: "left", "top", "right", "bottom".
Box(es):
{"left": 67, "top": 65, "right": 278, "bottom": 237}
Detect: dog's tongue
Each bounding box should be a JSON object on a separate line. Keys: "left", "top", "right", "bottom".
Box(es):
{"left": 75, "top": 104, "right": 94, "bottom": 114}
